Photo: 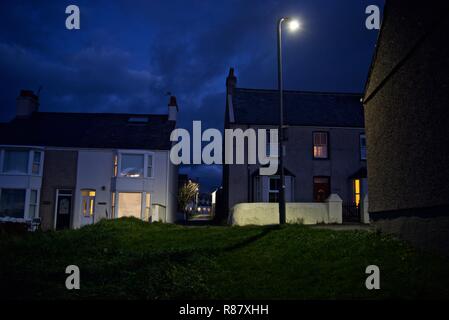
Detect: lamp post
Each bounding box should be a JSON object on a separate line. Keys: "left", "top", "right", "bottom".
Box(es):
{"left": 277, "top": 17, "right": 300, "bottom": 225}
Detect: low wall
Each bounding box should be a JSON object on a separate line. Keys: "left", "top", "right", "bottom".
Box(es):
{"left": 230, "top": 194, "right": 343, "bottom": 226}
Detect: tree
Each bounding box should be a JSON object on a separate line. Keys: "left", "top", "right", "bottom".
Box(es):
{"left": 178, "top": 180, "right": 199, "bottom": 218}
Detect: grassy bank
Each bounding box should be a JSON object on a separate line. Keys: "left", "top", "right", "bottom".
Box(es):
{"left": 1, "top": 218, "right": 448, "bottom": 299}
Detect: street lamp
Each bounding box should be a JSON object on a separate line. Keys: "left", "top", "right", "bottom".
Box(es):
{"left": 277, "top": 17, "right": 300, "bottom": 225}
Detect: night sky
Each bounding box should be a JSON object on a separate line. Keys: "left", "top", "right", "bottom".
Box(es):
{"left": 0, "top": 0, "right": 383, "bottom": 192}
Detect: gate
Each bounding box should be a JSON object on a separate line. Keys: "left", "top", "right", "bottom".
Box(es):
{"left": 342, "top": 203, "right": 360, "bottom": 223}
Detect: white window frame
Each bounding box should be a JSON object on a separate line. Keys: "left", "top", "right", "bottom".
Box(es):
{"left": 0, "top": 147, "right": 44, "bottom": 176}
{"left": 115, "top": 191, "right": 145, "bottom": 220}
{"left": 117, "top": 150, "right": 155, "bottom": 179}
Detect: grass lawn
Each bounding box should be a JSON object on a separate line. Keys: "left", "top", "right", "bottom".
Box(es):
{"left": 1, "top": 218, "right": 448, "bottom": 300}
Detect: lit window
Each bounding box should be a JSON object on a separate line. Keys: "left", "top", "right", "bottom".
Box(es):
{"left": 111, "top": 192, "right": 116, "bottom": 218}
{"left": 145, "top": 193, "right": 151, "bottom": 221}
{"left": 147, "top": 155, "right": 153, "bottom": 177}
{"left": 118, "top": 192, "right": 142, "bottom": 218}
{"left": 120, "top": 154, "right": 144, "bottom": 178}
{"left": 313, "top": 132, "right": 328, "bottom": 159}
{"left": 81, "top": 190, "right": 96, "bottom": 217}
{"left": 268, "top": 177, "right": 280, "bottom": 203}
{"left": 360, "top": 134, "right": 367, "bottom": 160}
{"left": 0, "top": 189, "right": 26, "bottom": 218}
{"left": 354, "top": 179, "right": 361, "bottom": 207}
{"left": 32, "top": 151, "right": 42, "bottom": 175}
{"left": 113, "top": 155, "right": 118, "bottom": 177}
{"left": 29, "top": 190, "right": 38, "bottom": 218}
{"left": 3, "top": 150, "right": 29, "bottom": 174}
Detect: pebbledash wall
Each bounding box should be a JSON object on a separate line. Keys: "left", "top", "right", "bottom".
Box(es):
{"left": 230, "top": 194, "right": 344, "bottom": 226}
{"left": 363, "top": 2, "right": 449, "bottom": 255}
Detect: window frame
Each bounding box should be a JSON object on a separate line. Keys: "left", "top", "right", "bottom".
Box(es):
{"left": 31, "top": 150, "right": 43, "bottom": 175}
{"left": 312, "top": 131, "right": 329, "bottom": 160}
{"left": 268, "top": 176, "right": 280, "bottom": 203}
{"left": 0, "top": 188, "right": 27, "bottom": 219}
{"left": 2, "top": 149, "right": 30, "bottom": 175}
{"left": 117, "top": 150, "right": 155, "bottom": 179}
{"left": 313, "top": 176, "right": 331, "bottom": 202}
{"left": 81, "top": 189, "right": 96, "bottom": 218}
{"left": 360, "top": 133, "right": 367, "bottom": 161}
{"left": 29, "top": 189, "right": 39, "bottom": 219}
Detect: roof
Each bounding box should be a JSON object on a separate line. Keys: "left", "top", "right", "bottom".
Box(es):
{"left": 0, "top": 112, "right": 175, "bottom": 150}
{"left": 231, "top": 88, "right": 364, "bottom": 127}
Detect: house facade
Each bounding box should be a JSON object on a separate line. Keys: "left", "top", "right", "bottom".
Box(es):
{"left": 363, "top": 1, "right": 449, "bottom": 255}
{"left": 222, "top": 69, "right": 367, "bottom": 222}
{"left": 0, "top": 90, "right": 179, "bottom": 230}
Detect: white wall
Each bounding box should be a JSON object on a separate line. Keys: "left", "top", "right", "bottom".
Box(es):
{"left": 230, "top": 194, "right": 343, "bottom": 226}
{"left": 74, "top": 150, "right": 113, "bottom": 228}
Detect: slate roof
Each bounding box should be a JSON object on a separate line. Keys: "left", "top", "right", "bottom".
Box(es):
{"left": 232, "top": 88, "right": 364, "bottom": 127}
{"left": 0, "top": 112, "right": 175, "bottom": 150}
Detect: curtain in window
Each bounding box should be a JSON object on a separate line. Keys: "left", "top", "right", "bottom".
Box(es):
{"left": 0, "top": 189, "right": 26, "bottom": 218}
{"left": 3, "top": 151, "right": 29, "bottom": 173}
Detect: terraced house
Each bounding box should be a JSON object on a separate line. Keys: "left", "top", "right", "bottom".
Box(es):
{"left": 222, "top": 69, "right": 368, "bottom": 223}
{"left": 0, "top": 90, "right": 179, "bottom": 230}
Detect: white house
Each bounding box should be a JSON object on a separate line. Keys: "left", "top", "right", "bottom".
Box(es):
{"left": 0, "top": 90, "right": 180, "bottom": 230}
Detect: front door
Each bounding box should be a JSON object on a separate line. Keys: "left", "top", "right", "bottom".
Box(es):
{"left": 56, "top": 191, "right": 72, "bottom": 230}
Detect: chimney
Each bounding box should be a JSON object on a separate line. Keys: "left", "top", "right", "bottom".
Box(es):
{"left": 16, "top": 90, "right": 39, "bottom": 118}
{"left": 226, "top": 67, "right": 237, "bottom": 95}
{"left": 168, "top": 95, "right": 178, "bottom": 122}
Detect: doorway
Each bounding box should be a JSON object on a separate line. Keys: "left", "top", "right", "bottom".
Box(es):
{"left": 55, "top": 189, "right": 72, "bottom": 230}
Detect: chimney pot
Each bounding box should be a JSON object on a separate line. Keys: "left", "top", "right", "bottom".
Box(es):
{"left": 16, "top": 89, "right": 39, "bottom": 118}
{"left": 226, "top": 67, "right": 237, "bottom": 95}
{"left": 168, "top": 95, "right": 178, "bottom": 122}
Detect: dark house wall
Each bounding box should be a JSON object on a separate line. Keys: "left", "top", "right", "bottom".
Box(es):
{"left": 40, "top": 150, "right": 78, "bottom": 230}
{"left": 363, "top": 1, "right": 449, "bottom": 255}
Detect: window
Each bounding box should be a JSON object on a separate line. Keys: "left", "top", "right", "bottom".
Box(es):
{"left": 313, "top": 132, "right": 328, "bottom": 159}
{"left": 313, "top": 177, "right": 330, "bottom": 202}
{"left": 29, "top": 190, "right": 38, "bottom": 218}
{"left": 268, "top": 177, "right": 280, "bottom": 203}
{"left": 118, "top": 193, "right": 142, "bottom": 218}
{"left": 3, "top": 150, "right": 29, "bottom": 173}
{"left": 32, "top": 151, "right": 42, "bottom": 175}
{"left": 360, "top": 134, "right": 367, "bottom": 160}
{"left": 354, "top": 179, "right": 361, "bottom": 207}
{"left": 113, "top": 155, "right": 118, "bottom": 177}
{"left": 120, "top": 154, "right": 144, "bottom": 178}
{"left": 147, "top": 155, "right": 153, "bottom": 177}
{"left": 0, "top": 189, "right": 26, "bottom": 218}
{"left": 81, "top": 190, "right": 96, "bottom": 217}
{"left": 266, "top": 130, "right": 278, "bottom": 157}
{"left": 145, "top": 193, "right": 151, "bottom": 221}
{"left": 111, "top": 192, "right": 116, "bottom": 218}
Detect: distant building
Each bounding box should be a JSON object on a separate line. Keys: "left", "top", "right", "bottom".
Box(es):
{"left": 222, "top": 69, "right": 367, "bottom": 222}
{"left": 0, "top": 90, "right": 180, "bottom": 230}
{"left": 363, "top": 1, "right": 449, "bottom": 254}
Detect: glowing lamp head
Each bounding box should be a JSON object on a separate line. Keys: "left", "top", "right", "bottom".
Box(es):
{"left": 288, "top": 19, "right": 301, "bottom": 32}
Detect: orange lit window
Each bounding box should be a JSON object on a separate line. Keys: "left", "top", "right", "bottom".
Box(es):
{"left": 81, "top": 189, "right": 96, "bottom": 217}
{"left": 113, "top": 155, "right": 118, "bottom": 177}
{"left": 313, "top": 132, "right": 328, "bottom": 159}
{"left": 354, "top": 179, "right": 361, "bottom": 207}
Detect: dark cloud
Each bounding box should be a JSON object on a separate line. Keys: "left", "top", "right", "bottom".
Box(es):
{"left": 0, "top": 0, "right": 384, "bottom": 191}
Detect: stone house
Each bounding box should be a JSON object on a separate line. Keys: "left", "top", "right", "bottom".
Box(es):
{"left": 222, "top": 69, "right": 368, "bottom": 223}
